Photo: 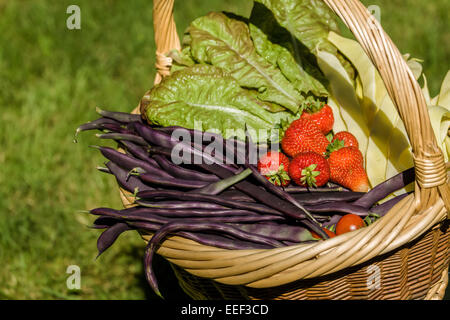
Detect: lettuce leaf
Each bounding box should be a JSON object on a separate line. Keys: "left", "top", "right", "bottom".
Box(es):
{"left": 142, "top": 65, "right": 295, "bottom": 143}
{"left": 425, "top": 70, "right": 450, "bottom": 162}
{"left": 248, "top": 23, "right": 328, "bottom": 100}
{"left": 252, "top": 0, "right": 356, "bottom": 82}
{"left": 437, "top": 71, "right": 450, "bottom": 108}
{"left": 183, "top": 12, "right": 305, "bottom": 113}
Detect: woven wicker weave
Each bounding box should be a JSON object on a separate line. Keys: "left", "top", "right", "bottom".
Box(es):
{"left": 118, "top": 0, "right": 450, "bottom": 300}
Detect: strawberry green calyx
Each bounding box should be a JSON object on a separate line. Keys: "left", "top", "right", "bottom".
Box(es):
{"left": 300, "top": 164, "right": 321, "bottom": 187}
{"left": 274, "top": 114, "right": 301, "bottom": 140}
{"left": 274, "top": 118, "right": 292, "bottom": 141}
{"left": 265, "top": 164, "right": 291, "bottom": 186}
{"left": 303, "top": 100, "right": 325, "bottom": 114}
{"left": 326, "top": 138, "right": 345, "bottom": 157}
{"left": 326, "top": 131, "right": 334, "bottom": 142}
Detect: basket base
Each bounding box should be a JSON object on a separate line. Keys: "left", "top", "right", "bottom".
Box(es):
{"left": 169, "top": 221, "right": 449, "bottom": 300}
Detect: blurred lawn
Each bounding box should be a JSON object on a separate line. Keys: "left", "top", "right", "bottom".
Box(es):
{"left": 0, "top": 0, "right": 448, "bottom": 300}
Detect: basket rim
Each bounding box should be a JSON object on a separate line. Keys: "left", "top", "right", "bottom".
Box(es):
{"left": 126, "top": 189, "right": 447, "bottom": 288}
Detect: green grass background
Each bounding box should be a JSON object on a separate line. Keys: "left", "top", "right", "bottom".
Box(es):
{"left": 0, "top": 0, "right": 448, "bottom": 300}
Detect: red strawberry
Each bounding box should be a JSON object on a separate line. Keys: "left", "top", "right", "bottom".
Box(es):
{"left": 300, "top": 103, "right": 334, "bottom": 134}
{"left": 331, "top": 131, "right": 359, "bottom": 148}
{"left": 257, "top": 151, "right": 291, "bottom": 187}
{"left": 334, "top": 165, "right": 369, "bottom": 192}
{"left": 328, "top": 146, "right": 364, "bottom": 170}
{"left": 288, "top": 152, "right": 330, "bottom": 187}
{"left": 281, "top": 118, "right": 329, "bottom": 158}
{"left": 327, "top": 147, "right": 369, "bottom": 192}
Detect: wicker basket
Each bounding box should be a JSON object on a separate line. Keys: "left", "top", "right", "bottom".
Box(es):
{"left": 118, "top": 0, "right": 450, "bottom": 300}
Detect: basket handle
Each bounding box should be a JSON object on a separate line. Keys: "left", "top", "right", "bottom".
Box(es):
{"left": 151, "top": 0, "right": 450, "bottom": 213}
{"left": 152, "top": 0, "right": 181, "bottom": 85}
